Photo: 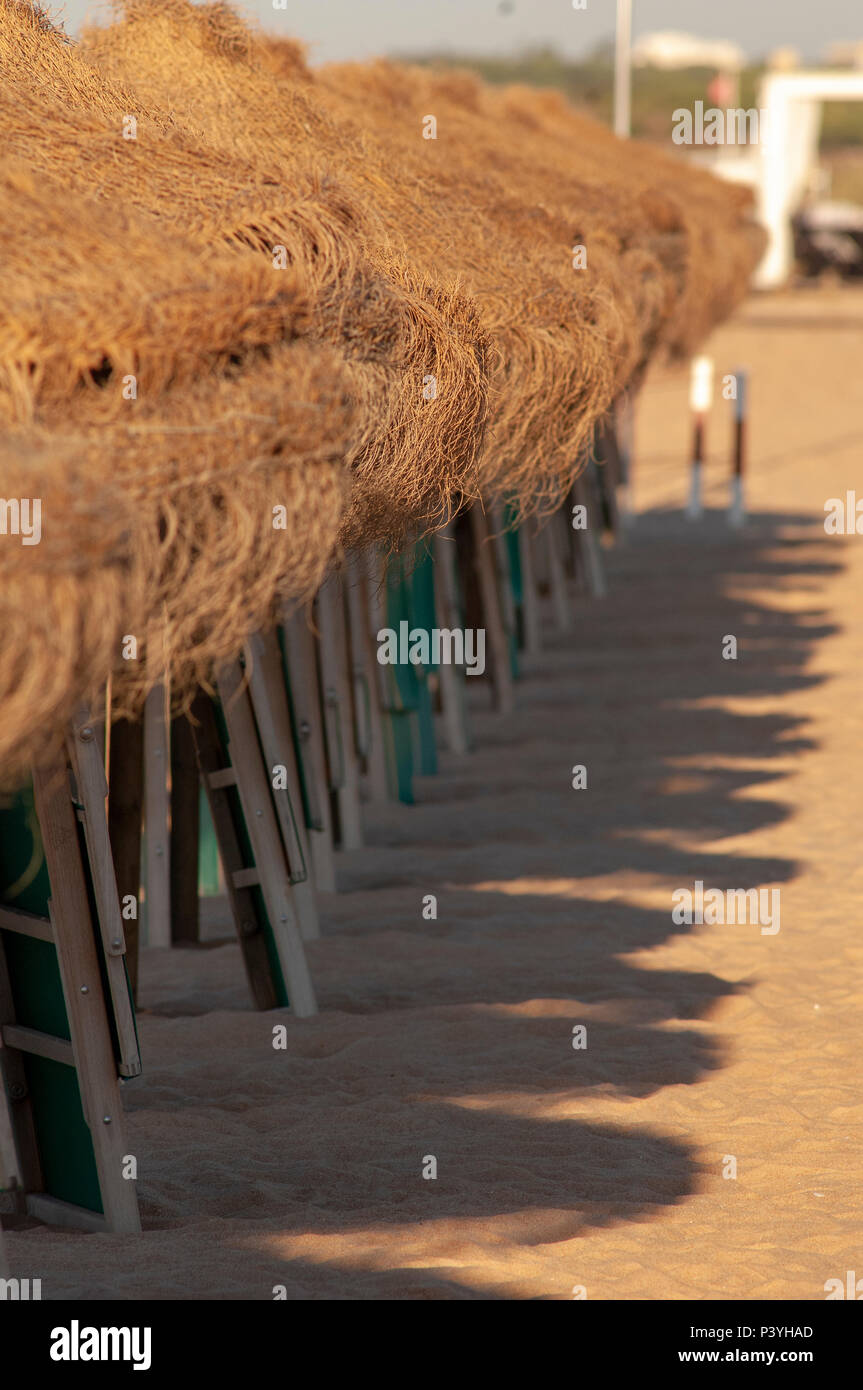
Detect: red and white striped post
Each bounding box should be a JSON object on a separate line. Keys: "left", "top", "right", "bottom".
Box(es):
{"left": 686, "top": 355, "right": 714, "bottom": 520}
{"left": 728, "top": 368, "right": 748, "bottom": 528}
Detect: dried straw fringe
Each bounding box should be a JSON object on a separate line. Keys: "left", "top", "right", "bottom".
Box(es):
{"left": 0, "top": 0, "right": 763, "bottom": 778}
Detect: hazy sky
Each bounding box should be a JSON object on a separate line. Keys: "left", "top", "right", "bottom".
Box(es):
{"left": 57, "top": 0, "right": 862, "bottom": 64}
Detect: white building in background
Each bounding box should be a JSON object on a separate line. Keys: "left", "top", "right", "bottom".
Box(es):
{"left": 632, "top": 31, "right": 745, "bottom": 72}
{"left": 824, "top": 41, "right": 863, "bottom": 70}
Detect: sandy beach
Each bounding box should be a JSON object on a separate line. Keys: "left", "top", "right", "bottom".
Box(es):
{"left": 7, "top": 285, "right": 862, "bottom": 1300}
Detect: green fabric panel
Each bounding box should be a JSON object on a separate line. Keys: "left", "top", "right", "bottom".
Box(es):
{"left": 198, "top": 785, "right": 221, "bottom": 896}
{"left": 414, "top": 676, "right": 438, "bottom": 777}
{"left": 2, "top": 932, "right": 69, "bottom": 1040}
{"left": 0, "top": 786, "right": 50, "bottom": 914}
{"left": 385, "top": 557, "right": 420, "bottom": 712}
{"left": 504, "top": 525, "right": 523, "bottom": 606}
{"left": 24, "top": 1054, "right": 102, "bottom": 1213}
{"left": 0, "top": 786, "right": 104, "bottom": 1213}
{"left": 389, "top": 712, "right": 415, "bottom": 805}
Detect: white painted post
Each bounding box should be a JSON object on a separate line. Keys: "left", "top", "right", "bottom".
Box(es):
{"left": 614, "top": 0, "right": 632, "bottom": 139}
{"left": 687, "top": 356, "right": 714, "bottom": 521}
{"left": 728, "top": 368, "right": 749, "bottom": 528}
{"left": 753, "top": 71, "right": 863, "bottom": 289}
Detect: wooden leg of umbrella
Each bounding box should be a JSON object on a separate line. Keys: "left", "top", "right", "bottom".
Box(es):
{"left": 432, "top": 527, "right": 470, "bottom": 756}
{"left": 31, "top": 756, "right": 141, "bottom": 1232}
{"left": 547, "top": 508, "right": 574, "bottom": 632}
{"left": 189, "top": 692, "right": 280, "bottom": 1009}
{"left": 246, "top": 630, "right": 320, "bottom": 942}
{"left": 316, "top": 574, "right": 363, "bottom": 851}
{"left": 574, "top": 473, "right": 607, "bottom": 599}
{"left": 469, "top": 505, "right": 514, "bottom": 715}
{"left": 216, "top": 663, "right": 317, "bottom": 1018}
{"left": 107, "top": 715, "right": 143, "bottom": 1000}
{"left": 516, "top": 519, "right": 543, "bottom": 658}
{"left": 344, "top": 551, "right": 390, "bottom": 804}
{"left": 489, "top": 506, "right": 518, "bottom": 677}
{"left": 281, "top": 610, "right": 337, "bottom": 894}
{"left": 143, "top": 680, "right": 170, "bottom": 948}
{"left": 169, "top": 712, "right": 200, "bottom": 945}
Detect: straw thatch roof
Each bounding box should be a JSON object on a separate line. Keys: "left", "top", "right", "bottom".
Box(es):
{"left": 0, "top": 0, "right": 764, "bottom": 775}
{"left": 78, "top": 1, "right": 761, "bottom": 515}
{"left": 0, "top": 157, "right": 356, "bottom": 777}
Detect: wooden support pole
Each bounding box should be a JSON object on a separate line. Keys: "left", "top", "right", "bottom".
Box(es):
{"left": 615, "top": 393, "right": 635, "bottom": 527}
{"left": 247, "top": 630, "right": 320, "bottom": 942}
{"left": 489, "top": 505, "right": 518, "bottom": 665}
{"left": 143, "top": 682, "right": 171, "bottom": 948}
{"left": 687, "top": 355, "right": 714, "bottom": 521}
{"left": 107, "top": 716, "right": 143, "bottom": 1000}
{"left": 169, "top": 713, "right": 200, "bottom": 945}
{"left": 432, "top": 527, "right": 470, "bottom": 755}
{"left": 216, "top": 663, "right": 317, "bottom": 1017}
{"left": 316, "top": 574, "right": 363, "bottom": 850}
{"left": 344, "top": 552, "right": 391, "bottom": 803}
{"left": 729, "top": 367, "right": 748, "bottom": 528}
{"left": 0, "top": 1030, "right": 21, "bottom": 1201}
{"left": 469, "top": 506, "right": 514, "bottom": 715}
{"left": 516, "top": 519, "right": 543, "bottom": 658}
{"left": 0, "top": 935, "right": 40, "bottom": 1208}
{"left": 189, "top": 693, "right": 279, "bottom": 1009}
{"left": 31, "top": 762, "right": 141, "bottom": 1234}
{"left": 281, "top": 611, "right": 337, "bottom": 894}
{"left": 67, "top": 715, "right": 141, "bottom": 1080}
{"left": 574, "top": 470, "right": 608, "bottom": 600}
{"left": 595, "top": 418, "right": 623, "bottom": 539}
{"left": 546, "top": 507, "right": 574, "bottom": 632}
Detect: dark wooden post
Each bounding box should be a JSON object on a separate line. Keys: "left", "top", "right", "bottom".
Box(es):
{"left": 107, "top": 716, "right": 144, "bottom": 999}
{"left": 169, "top": 713, "right": 200, "bottom": 944}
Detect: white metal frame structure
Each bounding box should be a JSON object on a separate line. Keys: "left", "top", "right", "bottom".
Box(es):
{"left": 754, "top": 71, "right": 863, "bottom": 289}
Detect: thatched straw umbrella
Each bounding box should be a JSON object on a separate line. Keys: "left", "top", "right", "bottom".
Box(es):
{"left": 80, "top": 1, "right": 633, "bottom": 518}
{"left": 490, "top": 83, "right": 766, "bottom": 360}
{"left": 0, "top": 0, "right": 765, "bottom": 770}
{"left": 0, "top": 159, "right": 356, "bottom": 779}
{"left": 73, "top": 0, "right": 492, "bottom": 545}
{"left": 75, "top": 0, "right": 764, "bottom": 526}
